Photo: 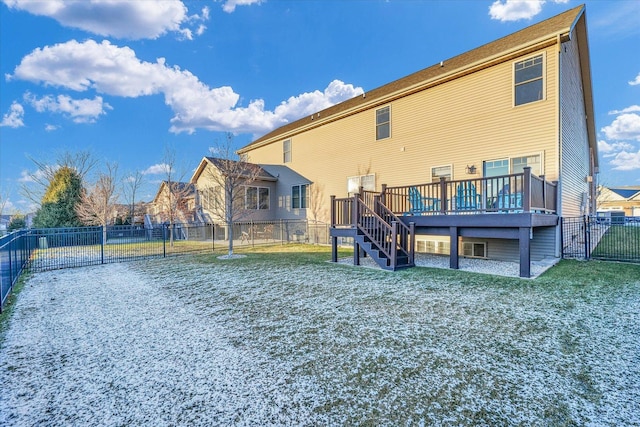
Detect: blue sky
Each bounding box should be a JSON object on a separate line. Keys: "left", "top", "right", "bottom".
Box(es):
{"left": 1, "top": 0, "right": 639, "bottom": 214}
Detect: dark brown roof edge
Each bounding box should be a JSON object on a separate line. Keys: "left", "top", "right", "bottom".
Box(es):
{"left": 239, "top": 4, "right": 585, "bottom": 153}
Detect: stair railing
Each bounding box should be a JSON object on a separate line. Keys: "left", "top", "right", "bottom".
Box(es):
{"left": 356, "top": 198, "right": 414, "bottom": 268}
{"left": 374, "top": 199, "right": 415, "bottom": 265}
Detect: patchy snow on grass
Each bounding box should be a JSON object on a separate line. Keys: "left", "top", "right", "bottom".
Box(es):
{"left": 1, "top": 257, "right": 638, "bottom": 426}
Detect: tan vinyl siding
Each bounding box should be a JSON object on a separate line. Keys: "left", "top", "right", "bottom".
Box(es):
{"left": 560, "top": 35, "right": 590, "bottom": 217}
{"left": 245, "top": 46, "right": 559, "bottom": 223}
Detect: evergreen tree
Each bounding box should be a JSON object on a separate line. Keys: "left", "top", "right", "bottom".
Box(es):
{"left": 7, "top": 214, "right": 26, "bottom": 231}
{"left": 33, "top": 167, "right": 84, "bottom": 228}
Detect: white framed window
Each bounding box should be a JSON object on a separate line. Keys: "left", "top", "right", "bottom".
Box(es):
{"left": 483, "top": 154, "right": 543, "bottom": 177}
{"left": 245, "top": 186, "right": 270, "bottom": 210}
{"left": 200, "top": 186, "right": 221, "bottom": 211}
{"left": 514, "top": 54, "right": 544, "bottom": 106}
{"left": 376, "top": 106, "right": 391, "bottom": 140}
{"left": 462, "top": 242, "right": 487, "bottom": 258}
{"left": 292, "top": 184, "right": 309, "bottom": 209}
{"left": 431, "top": 165, "right": 452, "bottom": 183}
{"left": 283, "top": 139, "right": 291, "bottom": 163}
{"left": 511, "top": 154, "right": 542, "bottom": 176}
{"left": 347, "top": 174, "right": 376, "bottom": 195}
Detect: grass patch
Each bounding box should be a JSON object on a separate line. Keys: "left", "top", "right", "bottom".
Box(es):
{"left": 0, "top": 271, "right": 31, "bottom": 344}
{"left": 591, "top": 225, "right": 640, "bottom": 261}
{"left": 2, "top": 247, "right": 639, "bottom": 425}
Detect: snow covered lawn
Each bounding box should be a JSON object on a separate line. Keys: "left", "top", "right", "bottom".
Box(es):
{"left": 1, "top": 255, "right": 638, "bottom": 425}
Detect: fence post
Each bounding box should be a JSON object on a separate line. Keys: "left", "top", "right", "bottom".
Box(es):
{"left": 560, "top": 217, "right": 565, "bottom": 259}
{"left": 163, "top": 224, "right": 167, "bottom": 257}
{"left": 584, "top": 215, "right": 590, "bottom": 260}
{"left": 101, "top": 226, "right": 105, "bottom": 265}
{"left": 211, "top": 223, "right": 215, "bottom": 252}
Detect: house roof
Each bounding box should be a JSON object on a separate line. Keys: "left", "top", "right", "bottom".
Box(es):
{"left": 190, "top": 156, "right": 277, "bottom": 184}
{"left": 152, "top": 181, "right": 195, "bottom": 204}
{"left": 239, "top": 4, "right": 594, "bottom": 160}
{"left": 608, "top": 186, "right": 640, "bottom": 200}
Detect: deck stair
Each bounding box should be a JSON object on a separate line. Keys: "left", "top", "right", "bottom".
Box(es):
{"left": 354, "top": 198, "right": 414, "bottom": 271}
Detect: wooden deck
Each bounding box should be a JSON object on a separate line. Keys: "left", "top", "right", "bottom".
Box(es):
{"left": 330, "top": 167, "right": 558, "bottom": 277}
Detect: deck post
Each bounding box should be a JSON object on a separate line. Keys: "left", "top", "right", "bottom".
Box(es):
{"left": 440, "top": 177, "right": 447, "bottom": 214}
{"left": 449, "top": 226, "right": 459, "bottom": 269}
{"left": 330, "top": 195, "right": 336, "bottom": 226}
{"left": 331, "top": 236, "right": 338, "bottom": 263}
{"left": 519, "top": 227, "right": 531, "bottom": 277}
{"left": 391, "top": 221, "right": 398, "bottom": 270}
{"left": 409, "top": 222, "right": 415, "bottom": 265}
{"left": 381, "top": 184, "right": 387, "bottom": 208}
{"left": 540, "top": 174, "right": 546, "bottom": 211}
{"left": 523, "top": 167, "right": 531, "bottom": 213}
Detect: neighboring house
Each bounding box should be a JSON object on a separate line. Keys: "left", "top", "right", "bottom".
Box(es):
{"left": 236, "top": 5, "right": 597, "bottom": 277}
{"left": 149, "top": 181, "right": 197, "bottom": 225}
{"left": 597, "top": 186, "right": 640, "bottom": 217}
{"left": 0, "top": 215, "right": 10, "bottom": 235}
{"left": 190, "top": 156, "right": 312, "bottom": 223}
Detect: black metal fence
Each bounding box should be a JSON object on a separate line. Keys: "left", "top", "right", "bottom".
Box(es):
{"left": 562, "top": 216, "right": 640, "bottom": 262}
{"left": 0, "top": 230, "right": 33, "bottom": 312}
{"left": 0, "top": 220, "right": 331, "bottom": 312}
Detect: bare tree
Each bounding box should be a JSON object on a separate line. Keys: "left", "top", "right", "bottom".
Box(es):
{"left": 204, "top": 133, "right": 263, "bottom": 256}
{"left": 307, "top": 182, "right": 327, "bottom": 243}
{"left": 122, "top": 170, "right": 144, "bottom": 225}
{"left": 76, "top": 163, "right": 119, "bottom": 242}
{"left": 155, "top": 147, "right": 193, "bottom": 246}
{"left": 21, "top": 150, "right": 98, "bottom": 207}
{"left": 0, "top": 186, "right": 10, "bottom": 217}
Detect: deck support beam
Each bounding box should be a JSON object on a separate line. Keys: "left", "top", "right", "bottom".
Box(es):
{"left": 331, "top": 236, "right": 338, "bottom": 262}
{"left": 519, "top": 227, "right": 531, "bottom": 278}
{"left": 449, "top": 226, "right": 459, "bottom": 270}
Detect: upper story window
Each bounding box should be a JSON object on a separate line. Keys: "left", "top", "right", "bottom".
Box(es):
{"left": 514, "top": 54, "right": 544, "bottom": 106}
{"left": 283, "top": 139, "right": 291, "bottom": 163}
{"left": 245, "top": 186, "right": 270, "bottom": 210}
{"left": 431, "top": 165, "right": 452, "bottom": 183}
{"left": 376, "top": 106, "right": 391, "bottom": 140}
{"left": 292, "top": 184, "right": 309, "bottom": 209}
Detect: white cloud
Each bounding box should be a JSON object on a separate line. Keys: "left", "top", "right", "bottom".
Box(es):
{"left": 598, "top": 139, "right": 634, "bottom": 157}
{"left": 45, "top": 124, "right": 60, "bottom": 132}
{"left": 222, "top": 0, "right": 263, "bottom": 13}
{"left": 143, "top": 164, "right": 172, "bottom": 175}
{"left": 2, "top": 0, "right": 206, "bottom": 40}
{"left": 630, "top": 73, "right": 640, "bottom": 86}
{"left": 489, "top": 0, "right": 569, "bottom": 22}
{"left": 24, "top": 93, "right": 112, "bottom": 123}
{"left": 609, "top": 149, "right": 640, "bottom": 171}
{"left": 608, "top": 105, "right": 640, "bottom": 115}
{"left": 601, "top": 113, "right": 640, "bottom": 142}
{"left": 9, "top": 39, "right": 363, "bottom": 135}
{"left": 0, "top": 102, "right": 25, "bottom": 128}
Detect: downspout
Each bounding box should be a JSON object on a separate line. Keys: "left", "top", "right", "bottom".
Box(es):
{"left": 556, "top": 32, "right": 563, "bottom": 257}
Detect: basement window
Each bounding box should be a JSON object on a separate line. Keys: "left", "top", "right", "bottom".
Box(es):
{"left": 462, "top": 242, "right": 487, "bottom": 258}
